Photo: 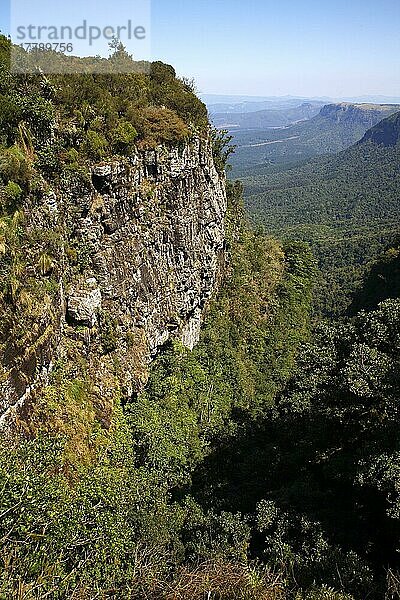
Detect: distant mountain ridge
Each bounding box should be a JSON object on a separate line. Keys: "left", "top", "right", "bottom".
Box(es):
{"left": 319, "top": 102, "right": 400, "bottom": 128}
{"left": 211, "top": 102, "right": 324, "bottom": 129}
{"left": 202, "top": 94, "right": 400, "bottom": 114}
{"left": 207, "top": 98, "right": 326, "bottom": 115}
{"left": 228, "top": 102, "right": 400, "bottom": 177}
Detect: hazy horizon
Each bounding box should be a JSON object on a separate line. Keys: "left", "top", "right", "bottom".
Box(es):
{"left": 200, "top": 93, "right": 400, "bottom": 105}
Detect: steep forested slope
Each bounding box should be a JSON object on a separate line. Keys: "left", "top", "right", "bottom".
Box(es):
{"left": 0, "top": 37, "right": 320, "bottom": 599}
{"left": 192, "top": 296, "right": 400, "bottom": 600}
{"left": 0, "top": 180, "right": 316, "bottom": 599}
{"left": 349, "top": 245, "right": 400, "bottom": 314}
{"left": 242, "top": 112, "right": 400, "bottom": 314}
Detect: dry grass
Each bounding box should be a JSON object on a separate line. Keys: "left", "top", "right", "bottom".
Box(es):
{"left": 155, "top": 560, "right": 284, "bottom": 600}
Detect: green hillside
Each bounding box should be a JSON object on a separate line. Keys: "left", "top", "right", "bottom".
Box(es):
{"left": 242, "top": 111, "right": 400, "bottom": 314}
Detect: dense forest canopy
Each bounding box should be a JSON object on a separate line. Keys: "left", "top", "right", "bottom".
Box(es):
{"left": 241, "top": 120, "right": 400, "bottom": 315}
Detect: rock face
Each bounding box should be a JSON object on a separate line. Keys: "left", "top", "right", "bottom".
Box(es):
{"left": 0, "top": 136, "right": 227, "bottom": 423}
{"left": 84, "top": 137, "right": 226, "bottom": 354}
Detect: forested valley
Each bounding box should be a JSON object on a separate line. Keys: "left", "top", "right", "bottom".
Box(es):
{"left": 241, "top": 112, "right": 400, "bottom": 315}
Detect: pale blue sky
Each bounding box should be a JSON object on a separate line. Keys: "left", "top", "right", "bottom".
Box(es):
{"left": 1, "top": 0, "right": 399, "bottom": 97}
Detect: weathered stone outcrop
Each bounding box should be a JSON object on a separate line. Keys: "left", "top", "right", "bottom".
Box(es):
{"left": 0, "top": 136, "right": 227, "bottom": 424}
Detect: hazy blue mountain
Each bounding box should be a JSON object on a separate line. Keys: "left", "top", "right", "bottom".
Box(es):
{"left": 208, "top": 100, "right": 307, "bottom": 114}
{"left": 200, "top": 93, "right": 325, "bottom": 106}
{"left": 211, "top": 102, "right": 324, "bottom": 129}
{"left": 343, "top": 94, "right": 400, "bottom": 104}
{"left": 202, "top": 94, "right": 400, "bottom": 114}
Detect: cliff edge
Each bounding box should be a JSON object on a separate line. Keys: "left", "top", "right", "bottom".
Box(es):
{"left": 0, "top": 40, "right": 227, "bottom": 430}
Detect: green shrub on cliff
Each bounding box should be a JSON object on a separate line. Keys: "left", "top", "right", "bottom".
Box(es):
{"left": 0, "top": 34, "right": 208, "bottom": 187}
{"left": 111, "top": 120, "right": 138, "bottom": 153}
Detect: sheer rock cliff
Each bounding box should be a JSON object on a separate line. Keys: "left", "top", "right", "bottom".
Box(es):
{"left": 0, "top": 136, "right": 227, "bottom": 426}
